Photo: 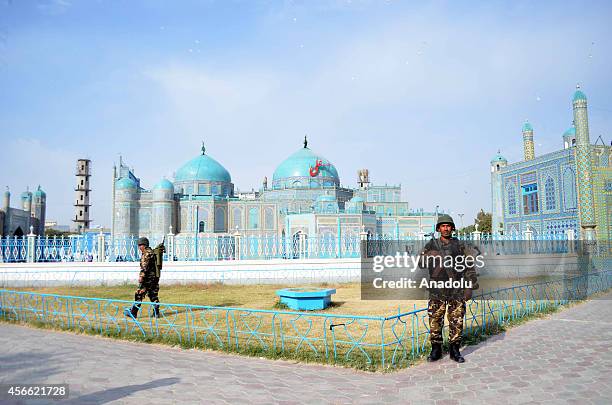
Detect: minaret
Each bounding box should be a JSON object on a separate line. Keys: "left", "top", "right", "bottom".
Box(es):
{"left": 490, "top": 151, "right": 508, "bottom": 235}
{"left": 73, "top": 159, "right": 92, "bottom": 232}
{"left": 572, "top": 85, "right": 596, "bottom": 240}
{"left": 31, "top": 186, "right": 46, "bottom": 235}
{"left": 111, "top": 163, "right": 117, "bottom": 237}
{"left": 21, "top": 188, "right": 32, "bottom": 213}
{"left": 3, "top": 187, "right": 9, "bottom": 212}
{"left": 522, "top": 121, "right": 535, "bottom": 161}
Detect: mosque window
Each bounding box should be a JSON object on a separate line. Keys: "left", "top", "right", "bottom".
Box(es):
{"left": 248, "top": 208, "right": 259, "bottom": 229}
{"left": 545, "top": 177, "right": 556, "bottom": 210}
{"left": 198, "top": 184, "right": 208, "bottom": 195}
{"left": 198, "top": 221, "right": 205, "bottom": 233}
{"left": 522, "top": 184, "right": 539, "bottom": 215}
{"left": 214, "top": 207, "right": 225, "bottom": 232}
{"left": 506, "top": 185, "right": 517, "bottom": 215}
{"left": 232, "top": 208, "right": 242, "bottom": 230}
{"left": 264, "top": 207, "right": 274, "bottom": 230}
{"left": 563, "top": 168, "right": 577, "bottom": 210}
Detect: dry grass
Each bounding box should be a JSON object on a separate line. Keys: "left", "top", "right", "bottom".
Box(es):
{"left": 10, "top": 282, "right": 426, "bottom": 317}
{"left": 8, "top": 275, "right": 557, "bottom": 316}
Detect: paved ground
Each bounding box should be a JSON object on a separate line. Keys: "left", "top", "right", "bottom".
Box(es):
{"left": 1, "top": 293, "right": 611, "bottom": 404}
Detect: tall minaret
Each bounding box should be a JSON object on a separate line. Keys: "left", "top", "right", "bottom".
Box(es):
{"left": 73, "top": 159, "right": 92, "bottom": 232}
{"left": 111, "top": 163, "right": 117, "bottom": 237}
{"left": 522, "top": 121, "right": 535, "bottom": 161}
{"left": 490, "top": 150, "right": 508, "bottom": 234}
{"left": 3, "top": 187, "right": 9, "bottom": 212}
{"left": 572, "top": 85, "right": 596, "bottom": 240}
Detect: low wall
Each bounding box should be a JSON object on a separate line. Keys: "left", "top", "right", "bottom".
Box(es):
{"left": 0, "top": 258, "right": 361, "bottom": 287}
{"left": 0, "top": 252, "right": 604, "bottom": 287}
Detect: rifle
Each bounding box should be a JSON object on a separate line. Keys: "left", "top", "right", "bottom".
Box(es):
{"left": 153, "top": 236, "right": 166, "bottom": 278}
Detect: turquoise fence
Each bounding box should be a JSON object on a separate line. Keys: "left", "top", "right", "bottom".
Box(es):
{"left": 1, "top": 269, "right": 610, "bottom": 369}
{"left": 0, "top": 232, "right": 596, "bottom": 264}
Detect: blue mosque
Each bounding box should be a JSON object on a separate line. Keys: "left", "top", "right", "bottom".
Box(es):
{"left": 112, "top": 137, "right": 437, "bottom": 241}
{"left": 491, "top": 86, "right": 612, "bottom": 240}
{"left": 0, "top": 186, "right": 46, "bottom": 237}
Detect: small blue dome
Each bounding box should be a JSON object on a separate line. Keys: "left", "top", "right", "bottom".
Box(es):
{"left": 573, "top": 86, "right": 587, "bottom": 102}
{"left": 33, "top": 185, "right": 46, "bottom": 197}
{"left": 350, "top": 196, "right": 364, "bottom": 203}
{"left": 316, "top": 195, "right": 336, "bottom": 202}
{"left": 116, "top": 177, "right": 137, "bottom": 190}
{"left": 153, "top": 179, "right": 174, "bottom": 191}
{"left": 490, "top": 151, "right": 507, "bottom": 164}
{"left": 522, "top": 121, "right": 533, "bottom": 132}
{"left": 175, "top": 153, "right": 231, "bottom": 183}
{"left": 273, "top": 146, "right": 339, "bottom": 185}
{"left": 563, "top": 126, "right": 576, "bottom": 136}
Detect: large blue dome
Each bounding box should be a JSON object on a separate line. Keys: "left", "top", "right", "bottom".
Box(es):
{"left": 116, "top": 177, "right": 137, "bottom": 190}
{"left": 272, "top": 146, "right": 339, "bottom": 188}
{"left": 175, "top": 153, "right": 231, "bottom": 183}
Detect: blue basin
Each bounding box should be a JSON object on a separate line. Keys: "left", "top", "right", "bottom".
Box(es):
{"left": 275, "top": 288, "right": 336, "bottom": 310}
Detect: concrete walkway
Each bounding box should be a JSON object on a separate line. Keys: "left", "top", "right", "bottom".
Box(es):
{"left": 1, "top": 293, "right": 611, "bottom": 404}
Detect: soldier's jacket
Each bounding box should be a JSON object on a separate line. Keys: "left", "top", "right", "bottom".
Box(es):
{"left": 421, "top": 237, "right": 480, "bottom": 300}
{"left": 139, "top": 247, "right": 158, "bottom": 285}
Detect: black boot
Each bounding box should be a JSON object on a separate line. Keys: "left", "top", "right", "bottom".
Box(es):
{"left": 449, "top": 342, "right": 465, "bottom": 363}
{"left": 427, "top": 343, "right": 443, "bottom": 362}
{"left": 123, "top": 305, "right": 139, "bottom": 319}
{"left": 153, "top": 304, "right": 160, "bottom": 318}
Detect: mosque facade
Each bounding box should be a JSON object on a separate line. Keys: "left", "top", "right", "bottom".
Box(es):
{"left": 0, "top": 186, "right": 46, "bottom": 237}
{"left": 491, "top": 87, "right": 612, "bottom": 240}
{"left": 112, "top": 138, "right": 438, "bottom": 241}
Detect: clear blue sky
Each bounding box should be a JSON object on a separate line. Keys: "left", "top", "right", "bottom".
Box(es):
{"left": 1, "top": 0, "right": 610, "bottom": 228}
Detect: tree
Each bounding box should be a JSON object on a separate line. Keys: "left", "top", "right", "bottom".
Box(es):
{"left": 45, "top": 228, "right": 76, "bottom": 237}
{"left": 475, "top": 209, "right": 492, "bottom": 233}
{"left": 457, "top": 210, "right": 492, "bottom": 234}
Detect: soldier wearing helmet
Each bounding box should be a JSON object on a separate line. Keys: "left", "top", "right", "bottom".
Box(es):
{"left": 124, "top": 237, "right": 161, "bottom": 319}
{"left": 420, "top": 214, "right": 479, "bottom": 363}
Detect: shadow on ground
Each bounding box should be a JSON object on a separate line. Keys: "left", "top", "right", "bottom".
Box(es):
{"left": 66, "top": 377, "right": 180, "bottom": 405}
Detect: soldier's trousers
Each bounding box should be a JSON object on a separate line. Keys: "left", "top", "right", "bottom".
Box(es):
{"left": 134, "top": 278, "right": 160, "bottom": 308}
{"left": 428, "top": 299, "right": 466, "bottom": 344}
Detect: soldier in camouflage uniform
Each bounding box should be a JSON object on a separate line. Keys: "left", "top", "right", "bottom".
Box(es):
{"left": 420, "top": 214, "right": 479, "bottom": 363}
{"left": 124, "top": 237, "right": 160, "bottom": 319}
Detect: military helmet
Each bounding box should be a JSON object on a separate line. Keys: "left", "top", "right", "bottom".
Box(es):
{"left": 436, "top": 214, "right": 455, "bottom": 230}
{"left": 137, "top": 237, "right": 150, "bottom": 247}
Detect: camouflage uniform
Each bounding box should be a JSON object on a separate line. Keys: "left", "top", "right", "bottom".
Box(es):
{"left": 134, "top": 246, "right": 160, "bottom": 307}
{"left": 422, "top": 237, "right": 479, "bottom": 345}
